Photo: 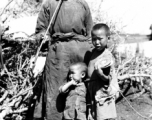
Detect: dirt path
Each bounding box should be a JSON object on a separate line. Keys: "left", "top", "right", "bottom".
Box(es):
{"left": 116, "top": 87, "right": 152, "bottom": 120}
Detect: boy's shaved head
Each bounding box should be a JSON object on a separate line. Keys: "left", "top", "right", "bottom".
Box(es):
{"left": 70, "top": 62, "right": 87, "bottom": 73}
{"left": 91, "top": 23, "right": 110, "bottom": 37}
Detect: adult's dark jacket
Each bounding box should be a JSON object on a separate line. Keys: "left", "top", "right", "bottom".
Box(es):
{"left": 33, "top": 0, "right": 93, "bottom": 120}
{"left": 35, "top": 0, "right": 92, "bottom": 37}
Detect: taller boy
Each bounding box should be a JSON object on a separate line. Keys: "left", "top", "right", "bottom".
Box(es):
{"left": 87, "top": 23, "right": 119, "bottom": 120}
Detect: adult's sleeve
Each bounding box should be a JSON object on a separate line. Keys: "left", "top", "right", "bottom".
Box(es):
{"left": 35, "top": 0, "right": 51, "bottom": 36}
{"left": 83, "top": 1, "right": 93, "bottom": 37}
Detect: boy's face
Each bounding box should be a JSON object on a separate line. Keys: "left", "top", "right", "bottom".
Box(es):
{"left": 92, "top": 28, "right": 109, "bottom": 51}
{"left": 69, "top": 65, "right": 85, "bottom": 83}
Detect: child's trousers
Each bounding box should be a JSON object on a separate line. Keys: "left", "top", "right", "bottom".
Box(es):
{"left": 96, "top": 98, "right": 117, "bottom": 120}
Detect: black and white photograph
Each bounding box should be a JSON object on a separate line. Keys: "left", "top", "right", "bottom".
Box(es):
{"left": 0, "top": 0, "right": 152, "bottom": 120}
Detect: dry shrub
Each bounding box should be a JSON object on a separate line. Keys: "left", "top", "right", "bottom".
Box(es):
{"left": 0, "top": 38, "right": 40, "bottom": 120}
{"left": 87, "top": 0, "right": 124, "bottom": 34}
{"left": 0, "top": 0, "right": 41, "bottom": 20}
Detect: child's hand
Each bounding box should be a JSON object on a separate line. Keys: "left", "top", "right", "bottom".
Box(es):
{"left": 42, "top": 35, "right": 51, "bottom": 41}
{"left": 94, "top": 65, "right": 105, "bottom": 77}
{"left": 94, "top": 65, "right": 110, "bottom": 82}
{"left": 70, "top": 79, "right": 78, "bottom": 86}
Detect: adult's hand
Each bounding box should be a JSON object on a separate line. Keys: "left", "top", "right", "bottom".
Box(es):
{"left": 42, "top": 35, "right": 51, "bottom": 42}
{"left": 35, "top": 33, "right": 51, "bottom": 43}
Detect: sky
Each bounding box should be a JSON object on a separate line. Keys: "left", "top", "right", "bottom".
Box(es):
{"left": 86, "top": 0, "right": 152, "bottom": 35}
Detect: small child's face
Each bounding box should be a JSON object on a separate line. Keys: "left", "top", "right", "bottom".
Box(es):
{"left": 69, "top": 65, "right": 84, "bottom": 83}
{"left": 92, "top": 29, "right": 109, "bottom": 51}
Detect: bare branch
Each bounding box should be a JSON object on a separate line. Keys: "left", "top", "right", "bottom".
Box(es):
{"left": 0, "top": 0, "right": 14, "bottom": 16}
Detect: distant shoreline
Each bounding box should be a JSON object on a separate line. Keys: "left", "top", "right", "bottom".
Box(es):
{"left": 113, "top": 34, "right": 151, "bottom": 43}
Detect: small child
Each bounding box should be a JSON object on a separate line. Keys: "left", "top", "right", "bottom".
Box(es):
{"left": 59, "top": 62, "right": 88, "bottom": 120}
{"left": 87, "top": 23, "right": 119, "bottom": 120}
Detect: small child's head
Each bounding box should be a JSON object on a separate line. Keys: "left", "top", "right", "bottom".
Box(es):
{"left": 91, "top": 23, "right": 110, "bottom": 51}
{"left": 68, "top": 62, "right": 87, "bottom": 83}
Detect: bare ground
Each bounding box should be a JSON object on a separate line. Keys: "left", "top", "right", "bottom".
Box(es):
{"left": 116, "top": 87, "right": 152, "bottom": 120}
{"left": 115, "top": 34, "right": 152, "bottom": 120}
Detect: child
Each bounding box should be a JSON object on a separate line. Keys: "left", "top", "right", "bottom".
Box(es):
{"left": 59, "top": 62, "right": 88, "bottom": 120}
{"left": 87, "top": 23, "right": 119, "bottom": 120}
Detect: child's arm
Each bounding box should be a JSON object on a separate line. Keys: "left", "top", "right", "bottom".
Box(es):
{"left": 59, "top": 79, "right": 77, "bottom": 93}
{"left": 94, "top": 65, "right": 110, "bottom": 82}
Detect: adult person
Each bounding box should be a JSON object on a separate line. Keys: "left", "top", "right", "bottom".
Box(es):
{"left": 33, "top": 0, "right": 93, "bottom": 120}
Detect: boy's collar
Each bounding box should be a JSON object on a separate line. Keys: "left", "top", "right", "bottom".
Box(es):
{"left": 94, "top": 47, "right": 107, "bottom": 54}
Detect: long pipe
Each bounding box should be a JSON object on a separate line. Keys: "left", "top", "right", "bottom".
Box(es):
{"left": 32, "top": 0, "right": 63, "bottom": 71}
